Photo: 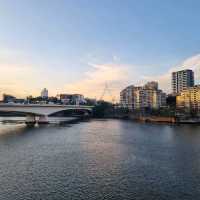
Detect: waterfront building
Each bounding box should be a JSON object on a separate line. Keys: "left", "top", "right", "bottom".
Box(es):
{"left": 3, "top": 94, "right": 16, "bottom": 103}
{"left": 172, "top": 69, "right": 194, "bottom": 94}
{"left": 120, "top": 85, "right": 136, "bottom": 110}
{"left": 59, "top": 94, "right": 85, "bottom": 105}
{"left": 134, "top": 87, "right": 166, "bottom": 109}
{"left": 2, "top": 94, "right": 25, "bottom": 104}
{"left": 41, "top": 88, "right": 48, "bottom": 98}
{"left": 176, "top": 85, "right": 200, "bottom": 112}
{"left": 120, "top": 82, "right": 166, "bottom": 110}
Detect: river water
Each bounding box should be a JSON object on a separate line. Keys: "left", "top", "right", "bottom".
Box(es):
{"left": 0, "top": 119, "right": 200, "bottom": 200}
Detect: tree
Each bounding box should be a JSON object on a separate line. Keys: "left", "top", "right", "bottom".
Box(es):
{"left": 93, "top": 101, "right": 114, "bottom": 118}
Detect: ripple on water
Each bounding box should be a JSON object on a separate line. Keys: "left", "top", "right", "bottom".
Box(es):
{"left": 0, "top": 119, "right": 200, "bottom": 200}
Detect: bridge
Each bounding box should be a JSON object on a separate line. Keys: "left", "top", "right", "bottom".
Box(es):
{"left": 0, "top": 104, "right": 93, "bottom": 125}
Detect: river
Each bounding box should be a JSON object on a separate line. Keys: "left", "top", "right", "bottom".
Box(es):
{"left": 0, "top": 119, "right": 200, "bottom": 200}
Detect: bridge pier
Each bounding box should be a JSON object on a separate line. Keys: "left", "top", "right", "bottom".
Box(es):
{"left": 38, "top": 115, "right": 49, "bottom": 124}
{"left": 0, "top": 104, "right": 93, "bottom": 126}
{"left": 25, "top": 115, "right": 36, "bottom": 126}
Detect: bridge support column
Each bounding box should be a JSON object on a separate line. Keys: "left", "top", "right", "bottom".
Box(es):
{"left": 25, "top": 115, "right": 36, "bottom": 126}
{"left": 38, "top": 115, "right": 49, "bottom": 124}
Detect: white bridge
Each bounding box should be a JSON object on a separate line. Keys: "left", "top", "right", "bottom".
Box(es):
{"left": 0, "top": 104, "right": 93, "bottom": 125}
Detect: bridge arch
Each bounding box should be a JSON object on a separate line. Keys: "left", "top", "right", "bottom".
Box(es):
{"left": 0, "top": 104, "right": 94, "bottom": 125}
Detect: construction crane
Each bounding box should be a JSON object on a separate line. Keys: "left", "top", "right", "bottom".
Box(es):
{"left": 99, "top": 83, "right": 116, "bottom": 104}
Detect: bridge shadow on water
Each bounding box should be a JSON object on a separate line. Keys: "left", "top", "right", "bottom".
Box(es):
{"left": 0, "top": 117, "right": 91, "bottom": 141}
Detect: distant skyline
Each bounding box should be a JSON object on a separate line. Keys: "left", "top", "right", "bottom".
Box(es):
{"left": 1, "top": 0, "right": 200, "bottom": 100}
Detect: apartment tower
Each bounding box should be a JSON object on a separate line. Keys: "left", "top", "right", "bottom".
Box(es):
{"left": 172, "top": 69, "right": 194, "bottom": 94}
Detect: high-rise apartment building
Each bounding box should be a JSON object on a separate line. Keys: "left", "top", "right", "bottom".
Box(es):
{"left": 172, "top": 69, "right": 194, "bottom": 94}
{"left": 134, "top": 87, "right": 166, "bottom": 109}
{"left": 176, "top": 85, "right": 200, "bottom": 112}
{"left": 120, "top": 82, "right": 166, "bottom": 110}
{"left": 120, "top": 85, "right": 136, "bottom": 110}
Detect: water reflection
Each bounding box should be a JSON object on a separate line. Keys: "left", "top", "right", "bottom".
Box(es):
{"left": 0, "top": 119, "right": 200, "bottom": 200}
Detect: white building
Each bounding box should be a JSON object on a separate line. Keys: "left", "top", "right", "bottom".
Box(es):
{"left": 120, "top": 85, "right": 136, "bottom": 110}
{"left": 58, "top": 94, "right": 85, "bottom": 105}
{"left": 41, "top": 88, "right": 48, "bottom": 98}
{"left": 120, "top": 82, "right": 166, "bottom": 110}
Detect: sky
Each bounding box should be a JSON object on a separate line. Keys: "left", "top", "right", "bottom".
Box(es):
{"left": 0, "top": 0, "right": 200, "bottom": 101}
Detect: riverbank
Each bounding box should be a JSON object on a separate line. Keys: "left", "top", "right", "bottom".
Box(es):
{"left": 100, "top": 114, "right": 200, "bottom": 124}
{"left": 129, "top": 115, "right": 200, "bottom": 124}
{"left": 129, "top": 115, "right": 176, "bottom": 123}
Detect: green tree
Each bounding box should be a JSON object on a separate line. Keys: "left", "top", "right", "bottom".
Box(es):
{"left": 93, "top": 101, "right": 114, "bottom": 118}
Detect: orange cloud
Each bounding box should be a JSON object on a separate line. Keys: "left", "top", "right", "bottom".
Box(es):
{"left": 65, "top": 63, "right": 130, "bottom": 101}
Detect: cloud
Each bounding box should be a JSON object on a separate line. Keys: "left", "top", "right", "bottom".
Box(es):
{"left": 0, "top": 48, "right": 67, "bottom": 98}
{"left": 143, "top": 54, "right": 200, "bottom": 93}
{"left": 0, "top": 48, "right": 42, "bottom": 98}
{"left": 65, "top": 62, "right": 132, "bottom": 101}
{"left": 0, "top": 63, "right": 38, "bottom": 97}
{"left": 65, "top": 54, "right": 200, "bottom": 101}
{"left": 1, "top": 46, "right": 200, "bottom": 102}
